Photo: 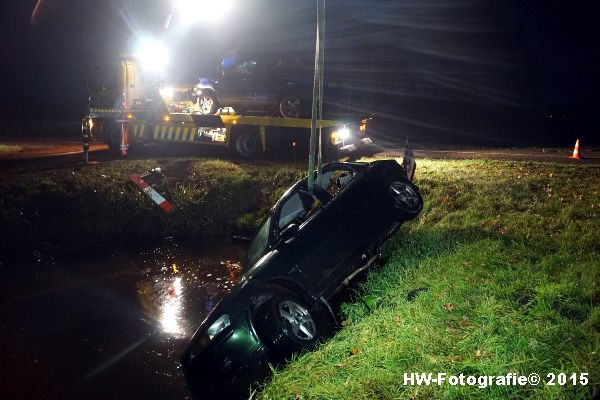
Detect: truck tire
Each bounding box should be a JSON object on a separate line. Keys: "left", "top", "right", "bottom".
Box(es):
{"left": 234, "top": 131, "right": 260, "bottom": 158}
{"left": 104, "top": 122, "right": 121, "bottom": 154}
{"left": 104, "top": 121, "right": 138, "bottom": 155}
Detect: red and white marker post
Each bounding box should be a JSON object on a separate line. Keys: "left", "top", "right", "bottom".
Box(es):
{"left": 128, "top": 173, "right": 174, "bottom": 213}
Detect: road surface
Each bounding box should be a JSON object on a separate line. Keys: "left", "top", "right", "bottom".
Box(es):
{"left": 1, "top": 139, "right": 599, "bottom": 173}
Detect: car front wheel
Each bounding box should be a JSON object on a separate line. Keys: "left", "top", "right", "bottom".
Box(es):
{"left": 198, "top": 92, "right": 218, "bottom": 114}
{"left": 255, "top": 294, "right": 323, "bottom": 358}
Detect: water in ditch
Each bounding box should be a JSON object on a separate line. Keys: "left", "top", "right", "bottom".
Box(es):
{"left": 0, "top": 239, "right": 247, "bottom": 399}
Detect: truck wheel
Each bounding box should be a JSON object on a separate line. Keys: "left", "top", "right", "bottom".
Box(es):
{"left": 279, "top": 94, "right": 302, "bottom": 118}
{"left": 104, "top": 122, "right": 136, "bottom": 155}
{"left": 198, "top": 92, "right": 218, "bottom": 114}
{"left": 105, "top": 123, "right": 121, "bottom": 154}
{"left": 234, "top": 132, "right": 260, "bottom": 158}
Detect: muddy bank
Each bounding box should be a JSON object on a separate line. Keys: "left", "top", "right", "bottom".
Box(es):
{"left": 0, "top": 158, "right": 304, "bottom": 265}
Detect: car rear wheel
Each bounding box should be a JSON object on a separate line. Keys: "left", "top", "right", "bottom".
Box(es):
{"left": 390, "top": 181, "right": 423, "bottom": 219}
{"left": 255, "top": 294, "right": 324, "bottom": 358}
{"left": 198, "top": 92, "right": 218, "bottom": 114}
{"left": 279, "top": 94, "right": 302, "bottom": 118}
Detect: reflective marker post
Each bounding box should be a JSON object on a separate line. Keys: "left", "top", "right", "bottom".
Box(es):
{"left": 292, "top": 141, "right": 297, "bottom": 163}
{"left": 81, "top": 118, "right": 90, "bottom": 164}
{"left": 128, "top": 173, "right": 174, "bottom": 213}
{"left": 118, "top": 118, "right": 130, "bottom": 157}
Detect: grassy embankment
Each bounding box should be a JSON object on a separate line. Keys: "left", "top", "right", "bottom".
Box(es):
{"left": 258, "top": 159, "right": 599, "bottom": 399}
{"left": 0, "top": 158, "right": 303, "bottom": 263}
{"left": 1, "top": 156, "right": 598, "bottom": 398}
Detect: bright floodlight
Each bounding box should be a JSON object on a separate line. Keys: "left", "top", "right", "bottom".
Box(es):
{"left": 174, "top": 0, "right": 233, "bottom": 24}
{"left": 134, "top": 37, "right": 169, "bottom": 74}
{"left": 337, "top": 127, "right": 350, "bottom": 140}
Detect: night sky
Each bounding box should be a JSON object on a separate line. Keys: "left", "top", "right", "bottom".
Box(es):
{"left": 1, "top": 0, "right": 598, "bottom": 142}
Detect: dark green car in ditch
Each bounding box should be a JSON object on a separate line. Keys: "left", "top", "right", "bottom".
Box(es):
{"left": 180, "top": 155, "right": 422, "bottom": 397}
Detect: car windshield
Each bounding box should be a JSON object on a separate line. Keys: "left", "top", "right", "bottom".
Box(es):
{"left": 245, "top": 169, "right": 355, "bottom": 269}
{"left": 278, "top": 189, "right": 314, "bottom": 229}
{"left": 317, "top": 169, "right": 355, "bottom": 196}
{"left": 246, "top": 213, "right": 272, "bottom": 267}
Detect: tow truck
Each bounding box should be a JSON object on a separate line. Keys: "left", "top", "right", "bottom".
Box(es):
{"left": 84, "top": 55, "right": 372, "bottom": 159}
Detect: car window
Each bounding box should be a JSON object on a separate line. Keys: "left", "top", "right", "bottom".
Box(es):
{"left": 233, "top": 60, "right": 258, "bottom": 78}
{"left": 278, "top": 189, "right": 314, "bottom": 229}
{"left": 318, "top": 168, "right": 356, "bottom": 197}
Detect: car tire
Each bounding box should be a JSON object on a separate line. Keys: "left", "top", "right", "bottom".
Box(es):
{"left": 198, "top": 91, "right": 218, "bottom": 115}
{"left": 279, "top": 94, "right": 302, "bottom": 118}
{"left": 234, "top": 131, "right": 260, "bottom": 158}
{"left": 255, "top": 294, "right": 326, "bottom": 358}
{"left": 390, "top": 181, "right": 423, "bottom": 219}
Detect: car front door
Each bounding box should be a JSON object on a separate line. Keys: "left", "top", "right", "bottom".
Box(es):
{"left": 273, "top": 168, "right": 365, "bottom": 296}
{"left": 251, "top": 60, "right": 279, "bottom": 109}
{"left": 297, "top": 168, "right": 369, "bottom": 295}
{"left": 217, "top": 59, "right": 258, "bottom": 109}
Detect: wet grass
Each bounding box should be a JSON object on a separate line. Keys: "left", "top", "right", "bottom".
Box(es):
{"left": 0, "top": 158, "right": 303, "bottom": 264}
{"left": 258, "top": 159, "right": 600, "bottom": 399}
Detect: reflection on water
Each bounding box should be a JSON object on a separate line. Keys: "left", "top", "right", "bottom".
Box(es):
{"left": 161, "top": 276, "right": 183, "bottom": 334}
{"left": 134, "top": 242, "right": 245, "bottom": 337}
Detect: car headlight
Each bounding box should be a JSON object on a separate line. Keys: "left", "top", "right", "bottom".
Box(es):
{"left": 188, "top": 314, "right": 231, "bottom": 361}
{"left": 207, "top": 314, "right": 230, "bottom": 340}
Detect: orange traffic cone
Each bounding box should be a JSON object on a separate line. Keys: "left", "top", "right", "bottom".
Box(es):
{"left": 570, "top": 139, "right": 582, "bottom": 159}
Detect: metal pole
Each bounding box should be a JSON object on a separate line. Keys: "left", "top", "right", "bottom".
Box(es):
{"left": 308, "top": 0, "right": 325, "bottom": 193}
{"left": 163, "top": 0, "right": 177, "bottom": 33}
{"left": 316, "top": 0, "right": 326, "bottom": 188}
